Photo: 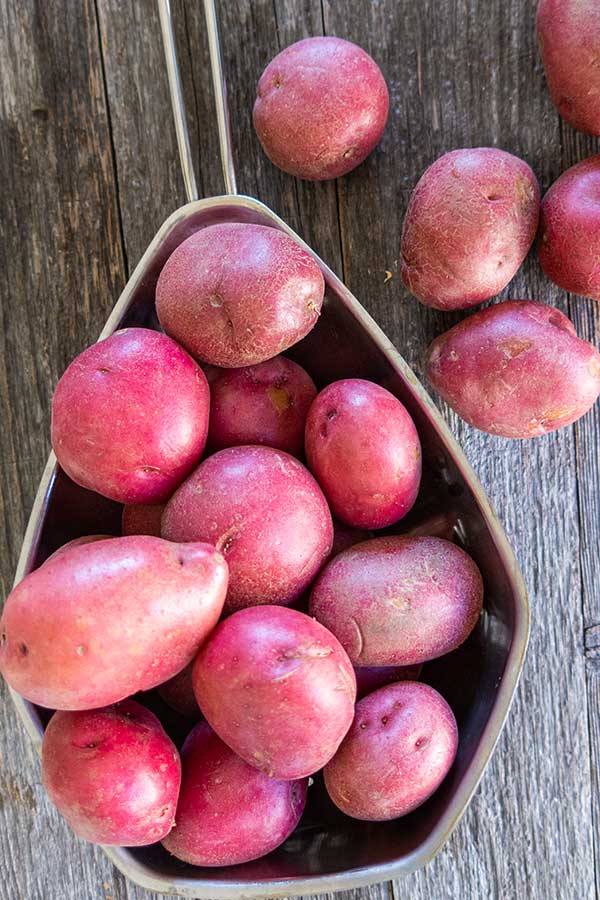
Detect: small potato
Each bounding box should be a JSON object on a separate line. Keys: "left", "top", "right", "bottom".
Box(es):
{"left": 122, "top": 503, "right": 165, "bottom": 537}
{"left": 539, "top": 155, "right": 600, "bottom": 300}
{"left": 156, "top": 224, "right": 324, "bottom": 368}
{"left": 51, "top": 328, "right": 210, "bottom": 504}
{"left": 354, "top": 664, "right": 422, "bottom": 700}
{"left": 253, "top": 37, "right": 389, "bottom": 181}
{"left": 427, "top": 300, "right": 600, "bottom": 437}
{"left": 162, "top": 721, "right": 307, "bottom": 866}
{"left": 537, "top": 0, "right": 600, "bottom": 136}
{"left": 0, "top": 536, "right": 228, "bottom": 710}
{"left": 305, "top": 379, "right": 421, "bottom": 529}
{"left": 324, "top": 682, "right": 458, "bottom": 820}
{"left": 193, "top": 605, "right": 356, "bottom": 780}
{"left": 42, "top": 700, "right": 181, "bottom": 845}
{"left": 162, "top": 446, "right": 333, "bottom": 613}
{"left": 400, "top": 148, "right": 539, "bottom": 310}
{"left": 207, "top": 356, "right": 317, "bottom": 456}
{"left": 309, "top": 536, "right": 483, "bottom": 666}
{"left": 157, "top": 662, "right": 200, "bottom": 719}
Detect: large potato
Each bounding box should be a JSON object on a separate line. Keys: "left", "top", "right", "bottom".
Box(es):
{"left": 400, "top": 148, "right": 539, "bottom": 310}
{"left": 537, "top": 0, "right": 600, "bottom": 135}
{"left": 0, "top": 536, "right": 228, "bottom": 709}
{"left": 253, "top": 36, "right": 389, "bottom": 181}
{"left": 324, "top": 682, "right": 458, "bottom": 820}
{"left": 310, "top": 536, "right": 482, "bottom": 666}
{"left": 162, "top": 445, "right": 333, "bottom": 612}
{"left": 42, "top": 700, "right": 181, "bottom": 845}
{"left": 51, "top": 328, "right": 209, "bottom": 505}
{"left": 427, "top": 300, "right": 600, "bottom": 437}
{"left": 206, "top": 355, "right": 317, "bottom": 456}
{"left": 193, "top": 605, "right": 356, "bottom": 780}
{"left": 156, "top": 224, "right": 324, "bottom": 368}
{"left": 162, "top": 721, "right": 307, "bottom": 866}
{"left": 538, "top": 155, "right": 600, "bottom": 300}
{"left": 305, "top": 379, "right": 421, "bottom": 529}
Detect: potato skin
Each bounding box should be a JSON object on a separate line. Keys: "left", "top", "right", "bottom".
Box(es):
{"left": 51, "top": 328, "right": 209, "bottom": 505}
{"left": 537, "top": 0, "right": 600, "bottom": 136}
{"left": 162, "top": 721, "right": 307, "bottom": 866}
{"left": 310, "top": 536, "right": 482, "bottom": 666}
{"left": 324, "top": 682, "right": 458, "bottom": 820}
{"left": 538, "top": 155, "right": 600, "bottom": 300}
{"left": 162, "top": 446, "right": 333, "bottom": 613}
{"left": 42, "top": 700, "right": 181, "bottom": 845}
{"left": 156, "top": 224, "right": 324, "bottom": 368}
{"left": 400, "top": 148, "right": 539, "bottom": 310}
{"left": 305, "top": 379, "right": 421, "bottom": 529}
{"left": 207, "top": 356, "right": 317, "bottom": 457}
{"left": 45, "top": 534, "right": 112, "bottom": 562}
{"left": 157, "top": 662, "right": 200, "bottom": 719}
{"left": 253, "top": 37, "right": 389, "bottom": 181}
{"left": 0, "top": 536, "right": 228, "bottom": 709}
{"left": 354, "top": 664, "right": 422, "bottom": 700}
{"left": 122, "top": 503, "right": 165, "bottom": 537}
{"left": 427, "top": 300, "right": 600, "bottom": 437}
{"left": 193, "top": 605, "right": 356, "bottom": 780}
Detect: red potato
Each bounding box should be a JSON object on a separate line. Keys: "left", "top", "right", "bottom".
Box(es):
{"left": 45, "top": 534, "right": 112, "bottom": 562}
{"left": 305, "top": 379, "right": 421, "bottom": 529}
{"left": 207, "top": 356, "right": 317, "bottom": 456}
{"left": 354, "top": 664, "right": 422, "bottom": 700}
{"left": 310, "top": 536, "right": 483, "bottom": 667}
{"left": 42, "top": 700, "right": 181, "bottom": 845}
{"left": 324, "top": 682, "right": 458, "bottom": 820}
{"left": 156, "top": 224, "right": 324, "bottom": 368}
{"left": 253, "top": 37, "right": 389, "bottom": 181}
{"left": 162, "top": 445, "right": 333, "bottom": 613}
{"left": 162, "top": 721, "right": 307, "bottom": 866}
{"left": 157, "top": 662, "right": 200, "bottom": 719}
{"left": 537, "top": 0, "right": 600, "bottom": 136}
{"left": 400, "top": 148, "right": 540, "bottom": 310}
{"left": 427, "top": 300, "right": 600, "bottom": 437}
{"left": 193, "top": 605, "right": 356, "bottom": 780}
{"left": 122, "top": 503, "right": 165, "bottom": 537}
{"left": 538, "top": 155, "right": 600, "bottom": 300}
{"left": 51, "top": 328, "right": 209, "bottom": 505}
{"left": 0, "top": 536, "right": 228, "bottom": 710}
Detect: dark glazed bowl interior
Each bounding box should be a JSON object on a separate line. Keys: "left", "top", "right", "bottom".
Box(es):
{"left": 11, "top": 196, "right": 528, "bottom": 899}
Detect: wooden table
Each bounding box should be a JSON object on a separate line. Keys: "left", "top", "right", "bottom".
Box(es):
{"left": 1, "top": 1, "right": 598, "bottom": 897}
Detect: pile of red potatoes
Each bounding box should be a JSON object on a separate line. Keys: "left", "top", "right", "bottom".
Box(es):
{"left": 2, "top": 0, "right": 600, "bottom": 871}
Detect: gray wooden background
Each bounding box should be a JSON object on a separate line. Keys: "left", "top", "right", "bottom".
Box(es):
{"left": 0, "top": 1, "right": 598, "bottom": 898}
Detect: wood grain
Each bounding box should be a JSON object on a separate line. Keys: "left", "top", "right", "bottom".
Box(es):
{"left": 0, "top": 0, "right": 598, "bottom": 898}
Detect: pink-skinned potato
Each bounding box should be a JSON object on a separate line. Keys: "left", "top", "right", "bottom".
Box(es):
{"left": 45, "top": 534, "right": 112, "bottom": 563}
{"left": 42, "top": 700, "right": 181, "bottom": 845}
{"left": 162, "top": 721, "right": 307, "bottom": 866}
{"left": 305, "top": 379, "right": 421, "bottom": 529}
{"left": 193, "top": 605, "right": 356, "bottom": 780}
{"left": 427, "top": 300, "right": 600, "bottom": 437}
{"left": 122, "top": 503, "right": 165, "bottom": 537}
{"left": 537, "top": 0, "right": 600, "bottom": 136}
{"left": 309, "top": 536, "right": 483, "bottom": 666}
{"left": 162, "top": 445, "right": 333, "bottom": 613}
{"left": 207, "top": 355, "right": 317, "bottom": 456}
{"left": 253, "top": 36, "right": 389, "bottom": 181}
{"left": 400, "top": 148, "right": 539, "bottom": 310}
{"left": 0, "top": 536, "right": 228, "bottom": 710}
{"left": 156, "top": 223, "right": 324, "bottom": 368}
{"left": 354, "top": 664, "right": 422, "bottom": 700}
{"left": 538, "top": 155, "right": 600, "bottom": 300}
{"left": 157, "top": 662, "right": 200, "bottom": 719}
{"left": 324, "top": 681, "right": 458, "bottom": 820}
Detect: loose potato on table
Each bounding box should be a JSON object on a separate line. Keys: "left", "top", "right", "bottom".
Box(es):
{"left": 324, "top": 682, "right": 458, "bottom": 820}
{"left": 0, "top": 536, "right": 228, "bottom": 709}
{"left": 305, "top": 379, "right": 421, "bottom": 530}
{"left": 400, "top": 148, "right": 539, "bottom": 310}
{"left": 162, "top": 721, "right": 307, "bottom": 867}
{"left": 193, "top": 605, "right": 356, "bottom": 780}
{"left": 427, "top": 300, "right": 600, "bottom": 437}
{"left": 538, "top": 155, "right": 600, "bottom": 300}
{"left": 51, "top": 328, "right": 210, "bottom": 505}
{"left": 310, "top": 535, "right": 483, "bottom": 666}
{"left": 42, "top": 700, "right": 181, "bottom": 846}
{"left": 162, "top": 445, "right": 333, "bottom": 612}
{"left": 156, "top": 223, "right": 324, "bottom": 368}
{"left": 253, "top": 36, "right": 389, "bottom": 181}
